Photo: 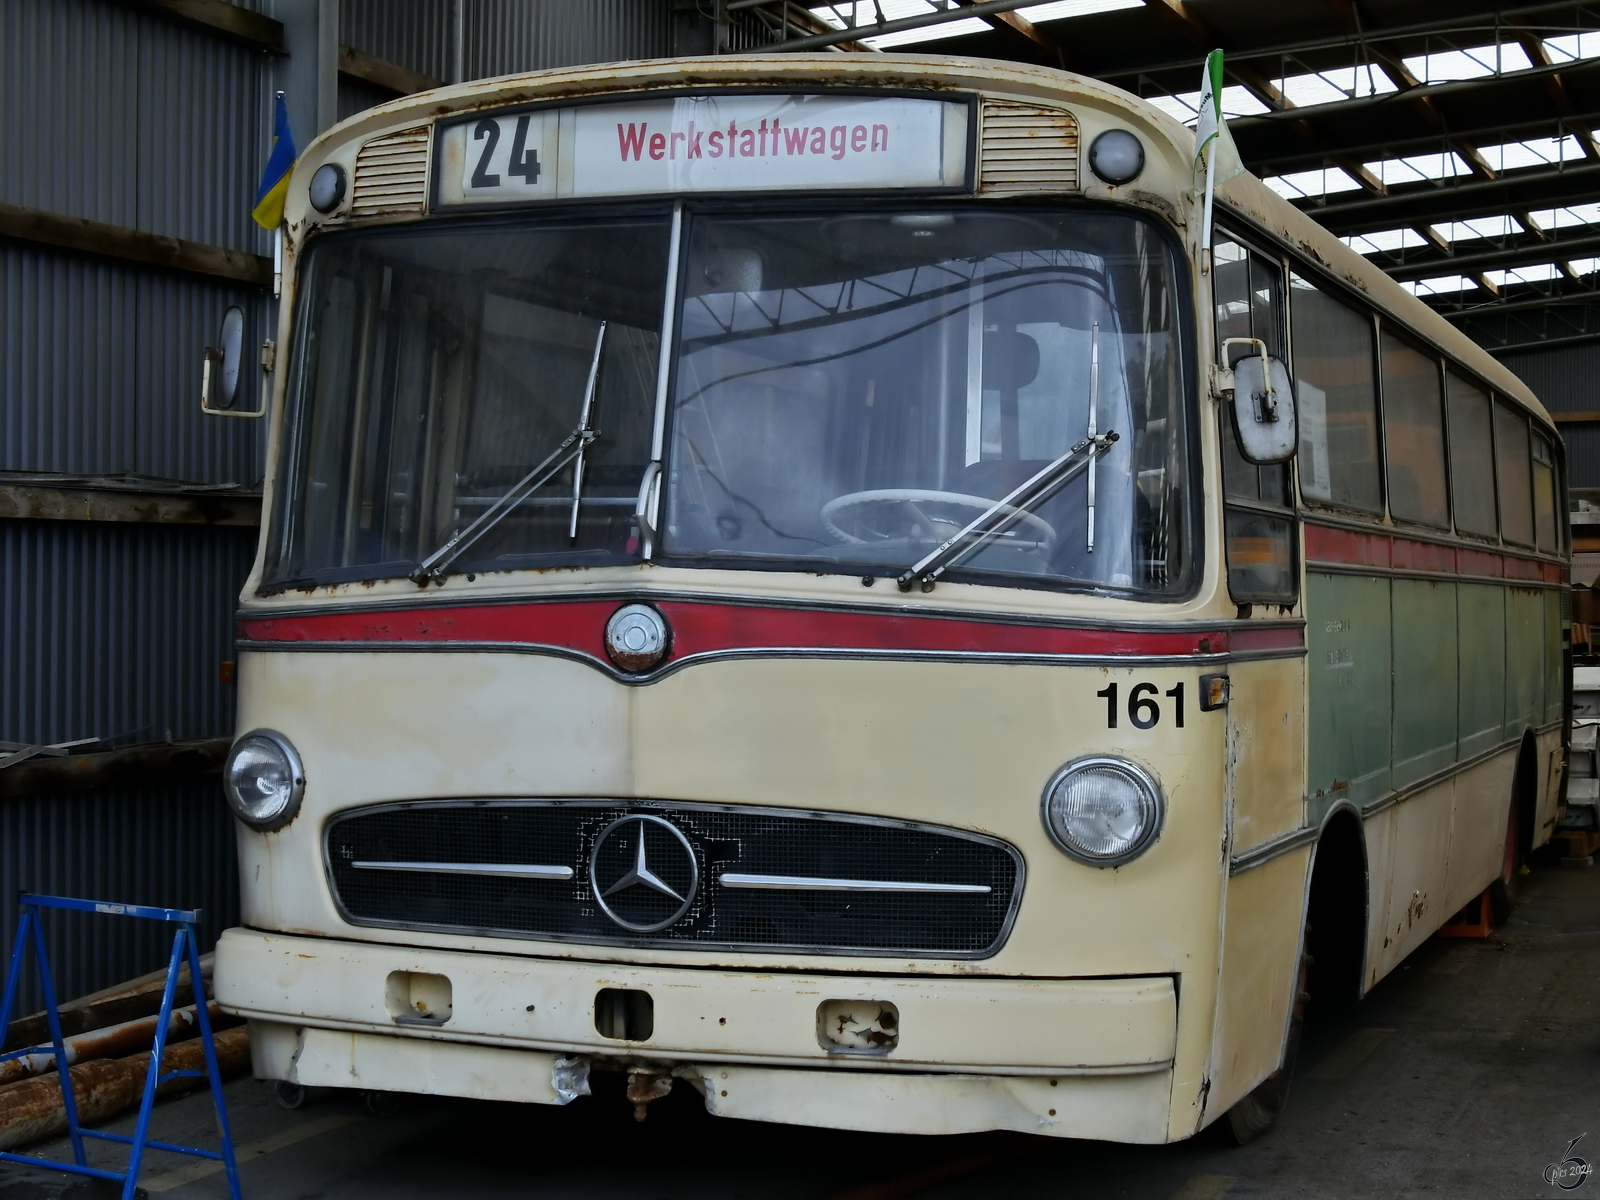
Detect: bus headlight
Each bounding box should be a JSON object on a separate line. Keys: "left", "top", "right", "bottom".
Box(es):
{"left": 1041, "top": 757, "right": 1162, "bottom": 866}
{"left": 223, "top": 730, "right": 305, "bottom": 831}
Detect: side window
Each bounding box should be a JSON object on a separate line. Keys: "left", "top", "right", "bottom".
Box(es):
{"left": 1290, "top": 275, "right": 1381, "bottom": 513}
{"left": 1446, "top": 371, "right": 1497, "bottom": 538}
{"left": 1494, "top": 401, "right": 1534, "bottom": 546}
{"left": 1214, "top": 236, "right": 1295, "bottom": 605}
{"left": 1532, "top": 430, "right": 1558, "bottom": 553}
{"left": 1380, "top": 331, "right": 1448, "bottom": 527}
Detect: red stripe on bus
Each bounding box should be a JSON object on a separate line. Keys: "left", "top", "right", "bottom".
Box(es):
{"left": 1305, "top": 523, "right": 1557, "bottom": 581}
{"left": 1455, "top": 547, "right": 1502, "bottom": 578}
{"left": 1228, "top": 624, "right": 1306, "bottom": 653}
{"left": 236, "top": 601, "right": 1276, "bottom": 663}
{"left": 1303, "top": 524, "right": 1388, "bottom": 568}
{"left": 1388, "top": 537, "right": 1454, "bottom": 574}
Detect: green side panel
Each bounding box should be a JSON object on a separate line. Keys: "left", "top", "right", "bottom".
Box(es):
{"left": 1545, "top": 588, "right": 1564, "bottom": 725}
{"left": 1506, "top": 588, "right": 1545, "bottom": 736}
{"left": 1458, "top": 583, "right": 1506, "bottom": 759}
{"left": 1391, "top": 578, "right": 1458, "bottom": 786}
{"left": 1306, "top": 572, "right": 1392, "bottom": 822}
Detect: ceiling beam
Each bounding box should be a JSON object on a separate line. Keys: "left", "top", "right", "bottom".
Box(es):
{"left": 1229, "top": 54, "right": 1600, "bottom": 132}
{"left": 1093, "top": 1, "right": 1589, "bottom": 83}
{"left": 1244, "top": 109, "right": 1600, "bottom": 175}
{"left": 1291, "top": 161, "right": 1600, "bottom": 234}
{"left": 1384, "top": 231, "right": 1600, "bottom": 281}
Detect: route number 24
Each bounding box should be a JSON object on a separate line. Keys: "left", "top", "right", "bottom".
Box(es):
{"left": 1096, "top": 682, "right": 1184, "bottom": 729}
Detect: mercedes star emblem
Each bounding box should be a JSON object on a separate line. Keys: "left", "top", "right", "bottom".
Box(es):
{"left": 589, "top": 814, "right": 699, "bottom": 932}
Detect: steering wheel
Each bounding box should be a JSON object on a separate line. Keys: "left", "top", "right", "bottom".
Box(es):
{"left": 820, "top": 489, "right": 1057, "bottom": 550}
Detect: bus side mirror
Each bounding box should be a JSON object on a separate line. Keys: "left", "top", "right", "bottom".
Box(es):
{"left": 201, "top": 305, "right": 267, "bottom": 419}
{"left": 1215, "top": 338, "right": 1296, "bottom": 464}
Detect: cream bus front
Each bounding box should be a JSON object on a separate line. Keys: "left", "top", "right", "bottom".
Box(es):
{"left": 215, "top": 86, "right": 1246, "bottom": 1144}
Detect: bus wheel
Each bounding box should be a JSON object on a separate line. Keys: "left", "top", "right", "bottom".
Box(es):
{"left": 1222, "top": 950, "right": 1307, "bottom": 1146}
{"left": 1489, "top": 802, "right": 1518, "bottom": 926}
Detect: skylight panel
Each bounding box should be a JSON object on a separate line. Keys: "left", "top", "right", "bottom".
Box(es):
{"left": 1139, "top": 85, "right": 1266, "bottom": 125}
{"left": 1342, "top": 228, "right": 1427, "bottom": 255}
{"left": 1436, "top": 215, "right": 1521, "bottom": 243}
{"left": 1012, "top": 0, "right": 1144, "bottom": 22}
{"left": 1263, "top": 166, "right": 1363, "bottom": 200}
{"left": 1529, "top": 203, "right": 1600, "bottom": 230}
{"left": 1567, "top": 256, "right": 1600, "bottom": 276}
{"left": 808, "top": 2, "right": 983, "bottom": 46}
{"left": 1543, "top": 32, "right": 1600, "bottom": 63}
{"left": 806, "top": 0, "right": 1141, "bottom": 49}
{"left": 1486, "top": 263, "right": 1564, "bottom": 287}
{"left": 1143, "top": 94, "right": 1200, "bottom": 125}
{"left": 1404, "top": 276, "right": 1473, "bottom": 296}
{"left": 1365, "top": 151, "right": 1469, "bottom": 186}
{"left": 1476, "top": 135, "right": 1584, "bottom": 172}
{"left": 1280, "top": 65, "right": 1396, "bottom": 107}
{"left": 1401, "top": 43, "right": 1532, "bottom": 84}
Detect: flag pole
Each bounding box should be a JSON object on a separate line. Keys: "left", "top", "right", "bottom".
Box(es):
{"left": 1201, "top": 136, "right": 1216, "bottom": 276}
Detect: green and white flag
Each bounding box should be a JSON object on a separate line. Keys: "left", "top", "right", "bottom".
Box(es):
{"left": 1194, "top": 48, "right": 1225, "bottom": 173}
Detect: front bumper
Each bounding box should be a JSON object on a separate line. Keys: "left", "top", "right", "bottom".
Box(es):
{"left": 217, "top": 927, "right": 1178, "bottom": 1140}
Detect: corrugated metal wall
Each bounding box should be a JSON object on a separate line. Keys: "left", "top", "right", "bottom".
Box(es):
{"left": 1500, "top": 343, "right": 1600, "bottom": 490}
{"left": 1, "top": 0, "right": 268, "bottom": 483}
{"left": 340, "top": 0, "right": 678, "bottom": 88}
{"left": 342, "top": 0, "right": 453, "bottom": 83}
{"left": 1, "top": 522, "right": 257, "bottom": 746}
{"left": 0, "top": 783, "right": 239, "bottom": 1011}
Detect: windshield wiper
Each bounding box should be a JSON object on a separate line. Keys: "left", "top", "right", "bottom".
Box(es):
{"left": 895, "top": 429, "right": 1118, "bottom": 593}
{"left": 411, "top": 322, "right": 607, "bottom": 585}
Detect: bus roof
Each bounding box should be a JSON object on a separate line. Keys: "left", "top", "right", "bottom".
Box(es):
{"left": 296, "top": 51, "right": 1552, "bottom": 430}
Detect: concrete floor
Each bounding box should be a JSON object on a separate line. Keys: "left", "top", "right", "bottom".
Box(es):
{"left": 1, "top": 858, "right": 1595, "bottom": 1200}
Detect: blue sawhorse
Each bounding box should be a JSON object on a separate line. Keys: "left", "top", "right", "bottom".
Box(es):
{"left": 0, "top": 893, "right": 241, "bottom": 1199}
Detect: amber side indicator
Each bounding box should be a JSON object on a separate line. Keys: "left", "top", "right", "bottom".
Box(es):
{"left": 1200, "top": 673, "right": 1230, "bottom": 711}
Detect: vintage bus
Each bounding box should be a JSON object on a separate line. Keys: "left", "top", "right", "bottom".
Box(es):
{"left": 208, "top": 53, "right": 1569, "bottom": 1145}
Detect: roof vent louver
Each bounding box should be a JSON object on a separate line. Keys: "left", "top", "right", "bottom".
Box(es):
{"left": 978, "top": 100, "right": 1079, "bottom": 196}
{"left": 351, "top": 125, "right": 431, "bottom": 217}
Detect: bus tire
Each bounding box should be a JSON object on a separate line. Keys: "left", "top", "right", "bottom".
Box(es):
{"left": 1221, "top": 950, "right": 1307, "bottom": 1146}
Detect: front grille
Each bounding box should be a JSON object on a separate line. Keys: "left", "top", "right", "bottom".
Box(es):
{"left": 325, "top": 801, "right": 1023, "bottom": 959}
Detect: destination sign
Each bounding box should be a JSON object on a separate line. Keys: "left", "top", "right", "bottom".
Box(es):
{"left": 434, "top": 94, "right": 971, "bottom": 207}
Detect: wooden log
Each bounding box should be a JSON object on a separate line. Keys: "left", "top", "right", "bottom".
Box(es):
{"left": 0, "top": 1025, "right": 250, "bottom": 1151}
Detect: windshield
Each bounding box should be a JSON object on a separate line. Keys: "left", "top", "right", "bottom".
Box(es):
{"left": 264, "top": 214, "right": 670, "bottom": 587}
{"left": 264, "top": 206, "right": 1192, "bottom": 597}
{"left": 661, "top": 209, "right": 1192, "bottom": 594}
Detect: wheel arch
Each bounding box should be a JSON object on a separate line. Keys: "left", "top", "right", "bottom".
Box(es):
{"left": 1305, "top": 801, "right": 1369, "bottom": 1006}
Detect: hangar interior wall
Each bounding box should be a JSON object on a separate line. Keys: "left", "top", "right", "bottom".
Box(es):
{"left": 1, "top": 0, "right": 701, "bottom": 1009}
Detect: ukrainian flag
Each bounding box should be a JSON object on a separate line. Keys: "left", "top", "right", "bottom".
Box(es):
{"left": 251, "top": 93, "right": 298, "bottom": 230}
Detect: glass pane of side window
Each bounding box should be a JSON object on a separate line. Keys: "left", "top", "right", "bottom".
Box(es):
{"left": 1532, "top": 431, "right": 1558, "bottom": 552}
{"left": 1494, "top": 402, "right": 1534, "bottom": 545}
{"left": 1446, "top": 371, "right": 1497, "bottom": 537}
{"left": 1290, "top": 275, "right": 1381, "bottom": 512}
{"left": 1380, "top": 332, "right": 1448, "bottom": 527}
{"left": 1213, "top": 238, "right": 1289, "bottom": 506}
